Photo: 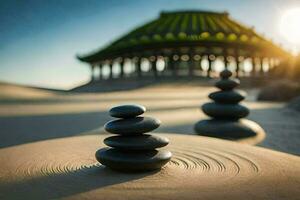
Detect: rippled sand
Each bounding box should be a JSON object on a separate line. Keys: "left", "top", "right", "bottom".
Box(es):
{"left": 0, "top": 83, "right": 299, "bottom": 155}
{"left": 0, "top": 83, "right": 300, "bottom": 199}
{"left": 0, "top": 134, "right": 299, "bottom": 200}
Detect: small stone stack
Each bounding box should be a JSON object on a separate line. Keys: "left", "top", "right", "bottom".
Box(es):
{"left": 96, "top": 104, "right": 172, "bottom": 172}
{"left": 194, "top": 69, "right": 265, "bottom": 139}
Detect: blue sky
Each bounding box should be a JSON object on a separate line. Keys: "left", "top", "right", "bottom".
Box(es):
{"left": 1, "top": 0, "right": 299, "bottom": 89}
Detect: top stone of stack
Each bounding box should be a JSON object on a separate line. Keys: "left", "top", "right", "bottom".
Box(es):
{"left": 105, "top": 104, "right": 160, "bottom": 135}
{"left": 220, "top": 69, "right": 233, "bottom": 79}
{"left": 215, "top": 69, "right": 240, "bottom": 90}
{"left": 109, "top": 104, "right": 146, "bottom": 118}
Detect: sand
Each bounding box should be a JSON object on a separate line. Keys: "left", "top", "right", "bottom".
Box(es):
{"left": 1, "top": 83, "right": 300, "bottom": 199}
{"left": 0, "top": 134, "right": 299, "bottom": 200}
{"left": 0, "top": 82, "right": 55, "bottom": 99}
{"left": 0, "top": 83, "right": 299, "bottom": 155}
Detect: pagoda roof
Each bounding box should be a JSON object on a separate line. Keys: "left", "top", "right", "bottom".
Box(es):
{"left": 78, "top": 10, "right": 289, "bottom": 63}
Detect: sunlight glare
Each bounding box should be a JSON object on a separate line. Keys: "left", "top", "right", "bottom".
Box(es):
{"left": 279, "top": 8, "right": 300, "bottom": 44}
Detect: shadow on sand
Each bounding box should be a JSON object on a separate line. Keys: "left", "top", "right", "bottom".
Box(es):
{"left": 0, "top": 111, "right": 110, "bottom": 148}
{"left": 0, "top": 95, "right": 205, "bottom": 105}
{"left": 157, "top": 106, "right": 300, "bottom": 155}
{"left": 1, "top": 103, "right": 299, "bottom": 155}
{"left": 0, "top": 164, "right": 157, "bottom": 200}
{"left": 0, "top": 105, "right": 198, "bottom": 148}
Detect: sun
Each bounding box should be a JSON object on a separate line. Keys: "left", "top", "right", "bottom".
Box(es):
{"left": 279, "top": 8, "right": 300, "bottom": 44}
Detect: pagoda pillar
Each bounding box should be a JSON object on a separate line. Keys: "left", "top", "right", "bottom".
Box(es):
{"left": 207, "top": 55, "right": 213, "bottom": 78}
{"left": 137, "top": 57, "right": 142, "bottom": 78}
{"left": 150, "top": 57, "right": 158, "bottom": 77}
{"left": 169, "top": 56, "right": 176, "bottom": 76}
{"left": 235, "top": 56, "right": 240, "bottom": 78}
{"left": 259, "top": 57, "right": 264, "bottom": 75}
{"left": 224, "top": 55, "right": 229, "bottom": 69}
{"left": 250, "top": 57, "right": 256, "bottom": 77}
{"left": 188, "top": 53, "right": 194, "bottom": 76}
{"left": 98, "top": 64, "right": 103, "bottom": 80}
{"left": 120, "top": 59, "right": 125, "bottom": 78}
{"left": 109, "top": 62, "right": 113, "bottom": 79}
{"left": 90, "top": 65, "right": 95, "bottom": 82}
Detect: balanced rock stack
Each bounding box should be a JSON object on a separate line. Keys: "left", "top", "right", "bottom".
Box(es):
{"left": 194, "top": 69, "right": 265, "bottom": 139}
{"left": 96, "top": 104, "right": 172, "bottom": 172}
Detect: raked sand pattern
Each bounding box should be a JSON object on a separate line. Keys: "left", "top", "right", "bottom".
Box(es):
{"left": 0, "top": 82, "right": 300, "bottom": 199}
{"left": 0, "top": 83, "right": 299, "bottom": 154}
{"left": 0, "top": 134, "right": 299, "bottom": 200}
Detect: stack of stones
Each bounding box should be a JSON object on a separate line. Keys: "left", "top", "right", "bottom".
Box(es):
{"left": 96, "top": 104, "right": 172, "bottom": 172}
{"left": 194, "top": 69, "right": 265, "bottom": 139}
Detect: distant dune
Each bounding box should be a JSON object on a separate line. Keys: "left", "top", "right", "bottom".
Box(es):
{"left": 0, "top": 82, "right": 59, "bottom": 99}
{"left": 71, "top": 77, "right": 216, "bottom": 93}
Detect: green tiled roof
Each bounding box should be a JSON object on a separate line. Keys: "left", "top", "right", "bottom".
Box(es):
{"left": 78, "top": 10, "right": 286, "bottom": 63}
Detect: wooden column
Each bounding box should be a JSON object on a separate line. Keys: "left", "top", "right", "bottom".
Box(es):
{"left": 235, "top": 56, "right": 240, "bottom": 78}
{"left": 259, "top": 57, "right": 264, "bottom": 75}
{"left": 188, "top": 53, "right": 194, "bottom": 76}
{"left": 250, "top": 57, "right": 256, "bottom": 77}
{"left": 150, "top": 57, "right": 158, "bottom": 77}
{"left": 98, "top": 64, "right": 103, "bottom": 80}
{"left": 137, "top": 57, "right": 142, "bottom": 78}
{"left": 120, "top": 59, "right": 125, "bottom": 78}
{"left": 109, "top": 62, "right": 113, "bottom": 79}
{"left": 169, "top": 55, "right": 176, "bottom": 76}
{"left": 90, "top": 65, "right": 95, "bottom": 82}
{"left": 207, "top": 55, "right": 213, "bottom": 78}
{"left": 224, "top": 55, "right": 229, "bottom": 69}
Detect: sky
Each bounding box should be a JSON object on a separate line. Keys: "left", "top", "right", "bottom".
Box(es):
{"left": 1, "top": 0, "right": 300, "bottom": 90}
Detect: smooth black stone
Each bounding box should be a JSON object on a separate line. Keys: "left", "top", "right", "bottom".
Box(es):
{"left": 202, "top": 102, "right": 249, "bottom": 119}
{"left": 215, "top": 78, "right": 240, "bottom": 90}
{"left": 104, "top": 134, "right": 169, "bottom": 150}
{"left": 194, "top": 119, "right": 261, "bottom": 139}
{"left": 220, "top": 69, "right": 232, "bottom": 79}
{"left": 209, "top": 90, "right": 246, "bottom": 104}
{"left": 109, "top": 104, "right": 146, "bottom": 118}
{"left": 104, "top": 117, "right": 161, "bottom": 135}
{"left": 96, "top": 148, "right": 172, "bottom": 171}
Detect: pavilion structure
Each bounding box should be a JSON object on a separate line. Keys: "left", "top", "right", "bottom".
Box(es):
{"left": 77, "top": 10, "right": 291, "bottom": 81}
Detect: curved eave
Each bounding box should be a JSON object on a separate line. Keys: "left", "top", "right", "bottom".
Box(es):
{"left": 78, "top": 39, "right": 289, "bottom": 63}
{"left": 77, "top": 55, "right": 86, "bottom": 62}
